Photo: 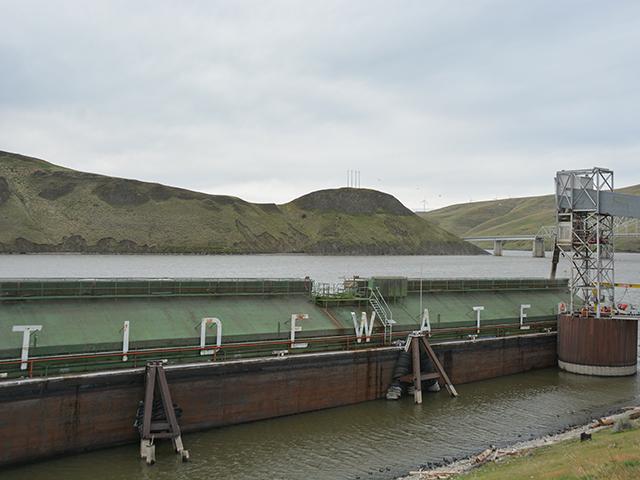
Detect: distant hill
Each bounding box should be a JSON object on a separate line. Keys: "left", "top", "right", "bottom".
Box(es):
{"left": 0, "top": 150, "right": 485, "bottom": 255}
{"left": 421, "top": 185, "right": 640, "bottom": 252}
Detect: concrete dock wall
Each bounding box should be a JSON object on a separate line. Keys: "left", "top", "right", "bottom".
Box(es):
{"left": 0, "top": 332, "right": 556, "bottom": 467}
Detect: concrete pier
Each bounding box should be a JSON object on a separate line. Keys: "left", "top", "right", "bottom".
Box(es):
{"left": 493, "top": 240, "right": 503, "bottom": 256}
{"left": 532, "top": 237, "right": 545, "bottom": 258}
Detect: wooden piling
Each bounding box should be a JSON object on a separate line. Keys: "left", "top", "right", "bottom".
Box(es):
{"left": 411, "top": 336, "right": 423, "bottom": 404}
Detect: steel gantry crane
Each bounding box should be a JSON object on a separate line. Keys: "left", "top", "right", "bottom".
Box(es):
{"left": 552, "top": 167, "right": 640, "bottom": 318}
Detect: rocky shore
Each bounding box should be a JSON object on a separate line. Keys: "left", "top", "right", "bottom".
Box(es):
{"left": 398, "top": 406, "right": 640, "bottom": 479}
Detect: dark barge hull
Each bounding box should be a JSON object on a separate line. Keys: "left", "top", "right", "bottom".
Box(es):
{"left": 0, "top": 332, "right": 556, "bottom": 468}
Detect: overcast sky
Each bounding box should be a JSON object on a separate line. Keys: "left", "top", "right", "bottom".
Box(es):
{"left": 1, "top": 1, "right": 639, "bottom": 210}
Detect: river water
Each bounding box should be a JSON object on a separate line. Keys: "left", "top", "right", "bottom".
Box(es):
{"left": 2, "top": 252, "right": 640, "bottom": 480}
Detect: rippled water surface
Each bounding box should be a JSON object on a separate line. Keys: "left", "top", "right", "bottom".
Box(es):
{"left": 2, "top": 251, "right": 639, "bottom": 303}
{"left": 4, "top": 369, "right": 640, "bottom": 480}
{"left": 0, "top": 251, "right": 637, "bottom": 281}
{"left": 2, "top": 252, "right": 640, "bottom": 479}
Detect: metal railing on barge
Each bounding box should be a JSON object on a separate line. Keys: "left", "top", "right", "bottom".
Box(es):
{"left": 0, "top": 276, "right": 567, "bottom": 379}
{"left": 405, "top": 278, "right": 568, "bottom": 293}
{"left": 0, "top": 277, "right": 312, "bottom": 301}
{"left": 312, "top": 277, "right": 568, "bottom": 299}
{"left": 0, "top": 277, "right": 567, "bottom": 302}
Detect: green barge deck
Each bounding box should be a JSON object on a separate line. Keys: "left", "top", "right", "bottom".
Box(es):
{"left": 0, "top": 277, "right": 568, "bottom": 377}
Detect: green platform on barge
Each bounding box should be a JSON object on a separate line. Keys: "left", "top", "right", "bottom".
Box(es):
{"left": 0, "top": 277, "right": 568, "bottom": 377}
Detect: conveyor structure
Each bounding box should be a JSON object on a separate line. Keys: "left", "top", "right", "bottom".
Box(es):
{"left": 554, "top": 167, "right": 640, "bottom": 316}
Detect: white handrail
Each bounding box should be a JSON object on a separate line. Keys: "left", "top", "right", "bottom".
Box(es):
{"left": 375, "top": 287, "right": 393, "bottom": 320}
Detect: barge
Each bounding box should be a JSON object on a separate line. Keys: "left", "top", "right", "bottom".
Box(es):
{"left": 0, "top": 276, "right": 567, "bottom": 466}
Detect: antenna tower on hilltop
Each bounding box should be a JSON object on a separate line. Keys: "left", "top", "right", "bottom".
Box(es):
{"left": 346, "top": 170, "right": 361, "bottom": 188}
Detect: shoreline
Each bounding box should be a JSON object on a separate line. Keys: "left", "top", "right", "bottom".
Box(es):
{"left": 1, "top": 250, "right": 638, "bottom": 256}
{"left": 398, "top": 405, "right": 640, "bottom": 479}
{"left": 0, "top": 251, "right": 489, "bottom": 256}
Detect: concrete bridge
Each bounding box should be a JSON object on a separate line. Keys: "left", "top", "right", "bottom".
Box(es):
{"left": 465, "top": 219, "right": 640, "bottom": 257}
{"left": 463, "top": 235, "right": 546, "bottom": 257}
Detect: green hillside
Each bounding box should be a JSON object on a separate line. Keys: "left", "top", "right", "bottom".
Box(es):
{"left": 0, "top": 150, "right": 484, "bottom": 255}
{"left": 421, "top": 185, "right": 640, "bottom": 252}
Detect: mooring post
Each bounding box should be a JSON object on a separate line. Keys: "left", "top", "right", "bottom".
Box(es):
{"left": 473, "top": 306, "right": 484, "bottom": 334}
{"left": 402, "top": 332, "right": 458, "bottom": 402}
{"left": 122, "top": 321, "right": 130, "bottom": 362}
{"left": 411, "top": 337, "right": 422, "bottom": 404}
{"left": 12, "top": 325, "right": 42, "bottom": 371}
{"left": 137, "top": 361, "right": 189, "bottom": 465}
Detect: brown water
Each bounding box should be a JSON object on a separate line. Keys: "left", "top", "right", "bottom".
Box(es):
{"left": 4, "top": 369, "right": 639, "bottom": 480}
{"left": 2, "top": 252, "right": 640, "bottom": 479}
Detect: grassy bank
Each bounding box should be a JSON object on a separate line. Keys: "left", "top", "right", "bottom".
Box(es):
{"left": 420, "top": 185, "right": 640, "bottom": 253}
{"left": 460, "top": 422, "right": 640, "bottom": 480}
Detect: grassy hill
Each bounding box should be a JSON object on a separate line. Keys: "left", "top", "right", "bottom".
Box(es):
{"left": 0, "top": 150, "right": 484, "bottom": 255}
{"left": 421, "top": 185, "right": 640, "bottom": 252}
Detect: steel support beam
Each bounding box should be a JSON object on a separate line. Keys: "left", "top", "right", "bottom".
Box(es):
{"left": 555, "top": 168, "right": 616, "bottom": 317}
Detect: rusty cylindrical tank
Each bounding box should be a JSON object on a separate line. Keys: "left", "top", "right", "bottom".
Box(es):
{"left": 557, "top": 314, "right": 638, "bottom": 376}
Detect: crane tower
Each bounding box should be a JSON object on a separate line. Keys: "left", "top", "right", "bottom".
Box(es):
{"left": 555, "top": 167, "right": 640, "bottom": 376}
{"left": 555, "top": 168, "right": 615, "bottom": 317}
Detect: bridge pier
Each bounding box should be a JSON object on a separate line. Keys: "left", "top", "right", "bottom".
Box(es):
{"left": 493, "top": 240, "right": 503, "bottom": 256}
{"left": 532, "top": 237, "right": 545, "bottom": 258}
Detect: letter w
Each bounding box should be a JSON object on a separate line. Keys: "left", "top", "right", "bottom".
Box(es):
{"left": 351, "top": 311, "right": 377, "bottom": 343}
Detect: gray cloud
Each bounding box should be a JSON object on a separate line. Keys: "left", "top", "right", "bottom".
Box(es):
{"left": 1, "top": 0, "right": 639, "bottom": 210}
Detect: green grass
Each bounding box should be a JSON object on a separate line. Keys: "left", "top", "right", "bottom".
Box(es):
{"left": 461, "top": 425, "right": 640, "bottom": 480}
{"left": 0, "top": 150, "right": 484, "bottom": 255}
{"left": 421, "top": 186, "right": 640, "bottom": 252}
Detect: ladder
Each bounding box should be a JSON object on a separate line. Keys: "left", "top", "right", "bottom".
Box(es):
{"left": 369, "top": 287, "right": 396, "bottom": 344}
